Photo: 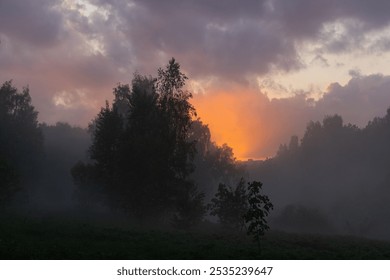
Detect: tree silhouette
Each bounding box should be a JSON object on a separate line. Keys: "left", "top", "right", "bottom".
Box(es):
{"left": 89, "top": 101, "right": 124, "bottom": 188}
{"left": 244, "top": 181, "right": 273, "bottom": 253}
{"left": 73, "top": 59, "right": 205, "bottom": 226}
{"left": 0, "top": 156, "right": 20, "bottom": 204}
{"left": 208, "top": 178, "right": 248, "bottom": 230}
{"left": 156, "top": 58, "right": 196, "bottom": 179}
{"left": 172, "top": 183, "right": 206, "bottom": 229}
{"left": 189, "top": 119, "right": 245, "bottom": 201}
{"left": 0, "top": 80, "right": 43, "bottom": 204}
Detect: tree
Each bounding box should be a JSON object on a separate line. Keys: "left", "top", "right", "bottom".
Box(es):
{"left": 0, "top": 80, "right": 43, "bottom": 203}
{"left": 156, "top": 58, "right": 197, "bottom": 179}
{"left": 121, "top": 66, "right": 198, "bottom": 221}
{"left": 89, "top": 101, "right": 124, "bottom": 187}
{"left": 172, "top": 183, "right": 206, "bottom": 229}
{"left": 73, "top": 59, "right": 205, "bottom": 225}
{"left": 189, "top": 119, "right": 245, "bottom": 200}
{"left": 119, "top": 74, "right": 169, "bottom": 218}
{"left": 244, "top": 181, "right": 273, "bottom": 253}
{"left": 208, "top": 178, "right": 248, "bottom": 230}
{"left": 0, "top": 156, "right": 20, "bottom": 204}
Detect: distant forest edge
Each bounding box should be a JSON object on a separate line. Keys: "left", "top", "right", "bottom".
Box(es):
{"left": 1, "top": 58, "right": 390, "bottom": 240}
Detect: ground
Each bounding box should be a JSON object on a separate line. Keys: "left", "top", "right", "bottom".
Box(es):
{"left": 1, "top": 216, "right": 390, "bottom": 260}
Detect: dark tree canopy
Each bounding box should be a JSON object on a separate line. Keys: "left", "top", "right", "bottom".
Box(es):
{"left": 73, "top": 59, "right": 204, "bottom": 226}
{"left": 0, "top": 156, "right": 20, "bottom": 203}
{"left": 189, "top": 119, "right": 245, "bottom": 200}
{"left": 0, "top": 80, "right": 43, "bottom": 203}
{"left": 244, "top": 181, "right": 273, "bottom": 247}
{"left": 208, "top": 178, "right": 249, "bottom": 230}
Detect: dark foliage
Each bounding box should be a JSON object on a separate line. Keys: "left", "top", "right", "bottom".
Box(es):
{"left": 172, "top": 183, "right": 206, "bottom": 229}
{"left": 73, "top": 59, "right": 205, "bottom": 227}
{"left": 0, "top": 157, "right": 20, "bottom": 204}
{"left": 189, "top": 119, "right": 246, "bottom": 200}
{"left": 244, "top": 181, "right": 273, "bottom": 250}
{"left": 0, "top": 80, "right": 43, "bottom": 204}
{"left": 208, "top": 178, "right": 249, "bottom": 230}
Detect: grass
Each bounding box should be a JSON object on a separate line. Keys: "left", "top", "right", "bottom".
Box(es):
{"left": 0, "top": 216, "right": 390, "bottom": 260}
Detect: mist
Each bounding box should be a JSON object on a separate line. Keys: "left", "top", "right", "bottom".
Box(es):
{"left": 246, "top": 111, "right": 390, "bottom": 240}
{"left": 32, "top": 122, "right": 91, "bottom": 214}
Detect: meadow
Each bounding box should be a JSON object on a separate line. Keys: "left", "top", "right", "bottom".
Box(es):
{"left": 1, "top": 216, "right": 389, "bottom": 260}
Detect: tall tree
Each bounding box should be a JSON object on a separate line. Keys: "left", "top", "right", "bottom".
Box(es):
{"left": 189, "top": 119, "right": 246, "bottom": 200}
{"left": 244, "top": 181, "right": 273, "bottom": 253}
{"left": 0, "top": 80, "right": 43, "bottom": 203}
{"left": 89, "top": 101, "right": 124, "bottom": 187}
{"left": 73, "top": 60, "right": 204, "bottom": 225}
{"left": 0, "top": 156, "right": 19, "bottom": 204}
{"left": 156, "top": 58, "right": 197, "bottom": 179}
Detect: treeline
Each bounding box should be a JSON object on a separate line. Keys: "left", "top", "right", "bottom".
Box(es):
{"left": 248, "top": 111, "right": 390, "bottom": 239}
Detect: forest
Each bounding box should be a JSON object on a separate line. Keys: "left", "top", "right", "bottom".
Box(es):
{"left": 1, "top": 59, "right": 390, "bottom": 259}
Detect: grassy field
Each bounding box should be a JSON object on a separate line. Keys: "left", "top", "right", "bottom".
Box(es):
{"left": 0, "top": 216, "right": 389, "bottom": 260}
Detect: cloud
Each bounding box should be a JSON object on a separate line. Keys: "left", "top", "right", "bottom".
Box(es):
{"left": 87, "top": 0, "right": 390, "bottom": 81}
{"left": 88, "top": 0, "right": 302, "bottom": 80}
{"left": 273, "top": 0, "right": 390, "bottom": 37}
{"left": 0, "top": 0, "right": 64, "bottom": 47}
{"left": 310, "top": 54, "right": 329, "bottom": 67}
{"left": 317, "top": 74, "right": 390, "bottom": 127}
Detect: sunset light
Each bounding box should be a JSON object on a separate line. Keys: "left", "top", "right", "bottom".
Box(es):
{"left": 193, "top": 92, "right": 250, "bottom": 160}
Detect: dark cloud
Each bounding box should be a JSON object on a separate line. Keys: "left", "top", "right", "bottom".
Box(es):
{"left": 133, "top": 0, "right": 299, "bottom": 78}
{"left": 344, "top": 0, "right": 390, "bottom": 29}
{"left": 272, "top": 0, "right": 339, "bottom": 39}
{"left": 89, "top": 0, "right": 390, "bottom": 81}
{"left": 0, "top": 0, "right": 64, "bottom": 46}
{"left": 273, "top": 0, "right": 390, "bottom": 38}
{"left": 2, "top": 0, "right": 390, "bottom": 78}
{"left": 87, "top": 0, "right": 300, "bottom": 79}
{"left": 316, "top": 74, "right": 390, "bottom": 127}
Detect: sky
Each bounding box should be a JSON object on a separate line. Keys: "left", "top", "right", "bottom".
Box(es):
{"left": 2, "top": 0, "right": 390, "bottom": 160}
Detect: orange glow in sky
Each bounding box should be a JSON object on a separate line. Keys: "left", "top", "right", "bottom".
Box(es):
{"left": 193, "top": 90, "right": 263, "bottom": 160}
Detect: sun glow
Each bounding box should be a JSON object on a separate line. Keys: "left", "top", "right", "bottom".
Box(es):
{"left": 193, "top": 91, "right": 258, "bottom": 160}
